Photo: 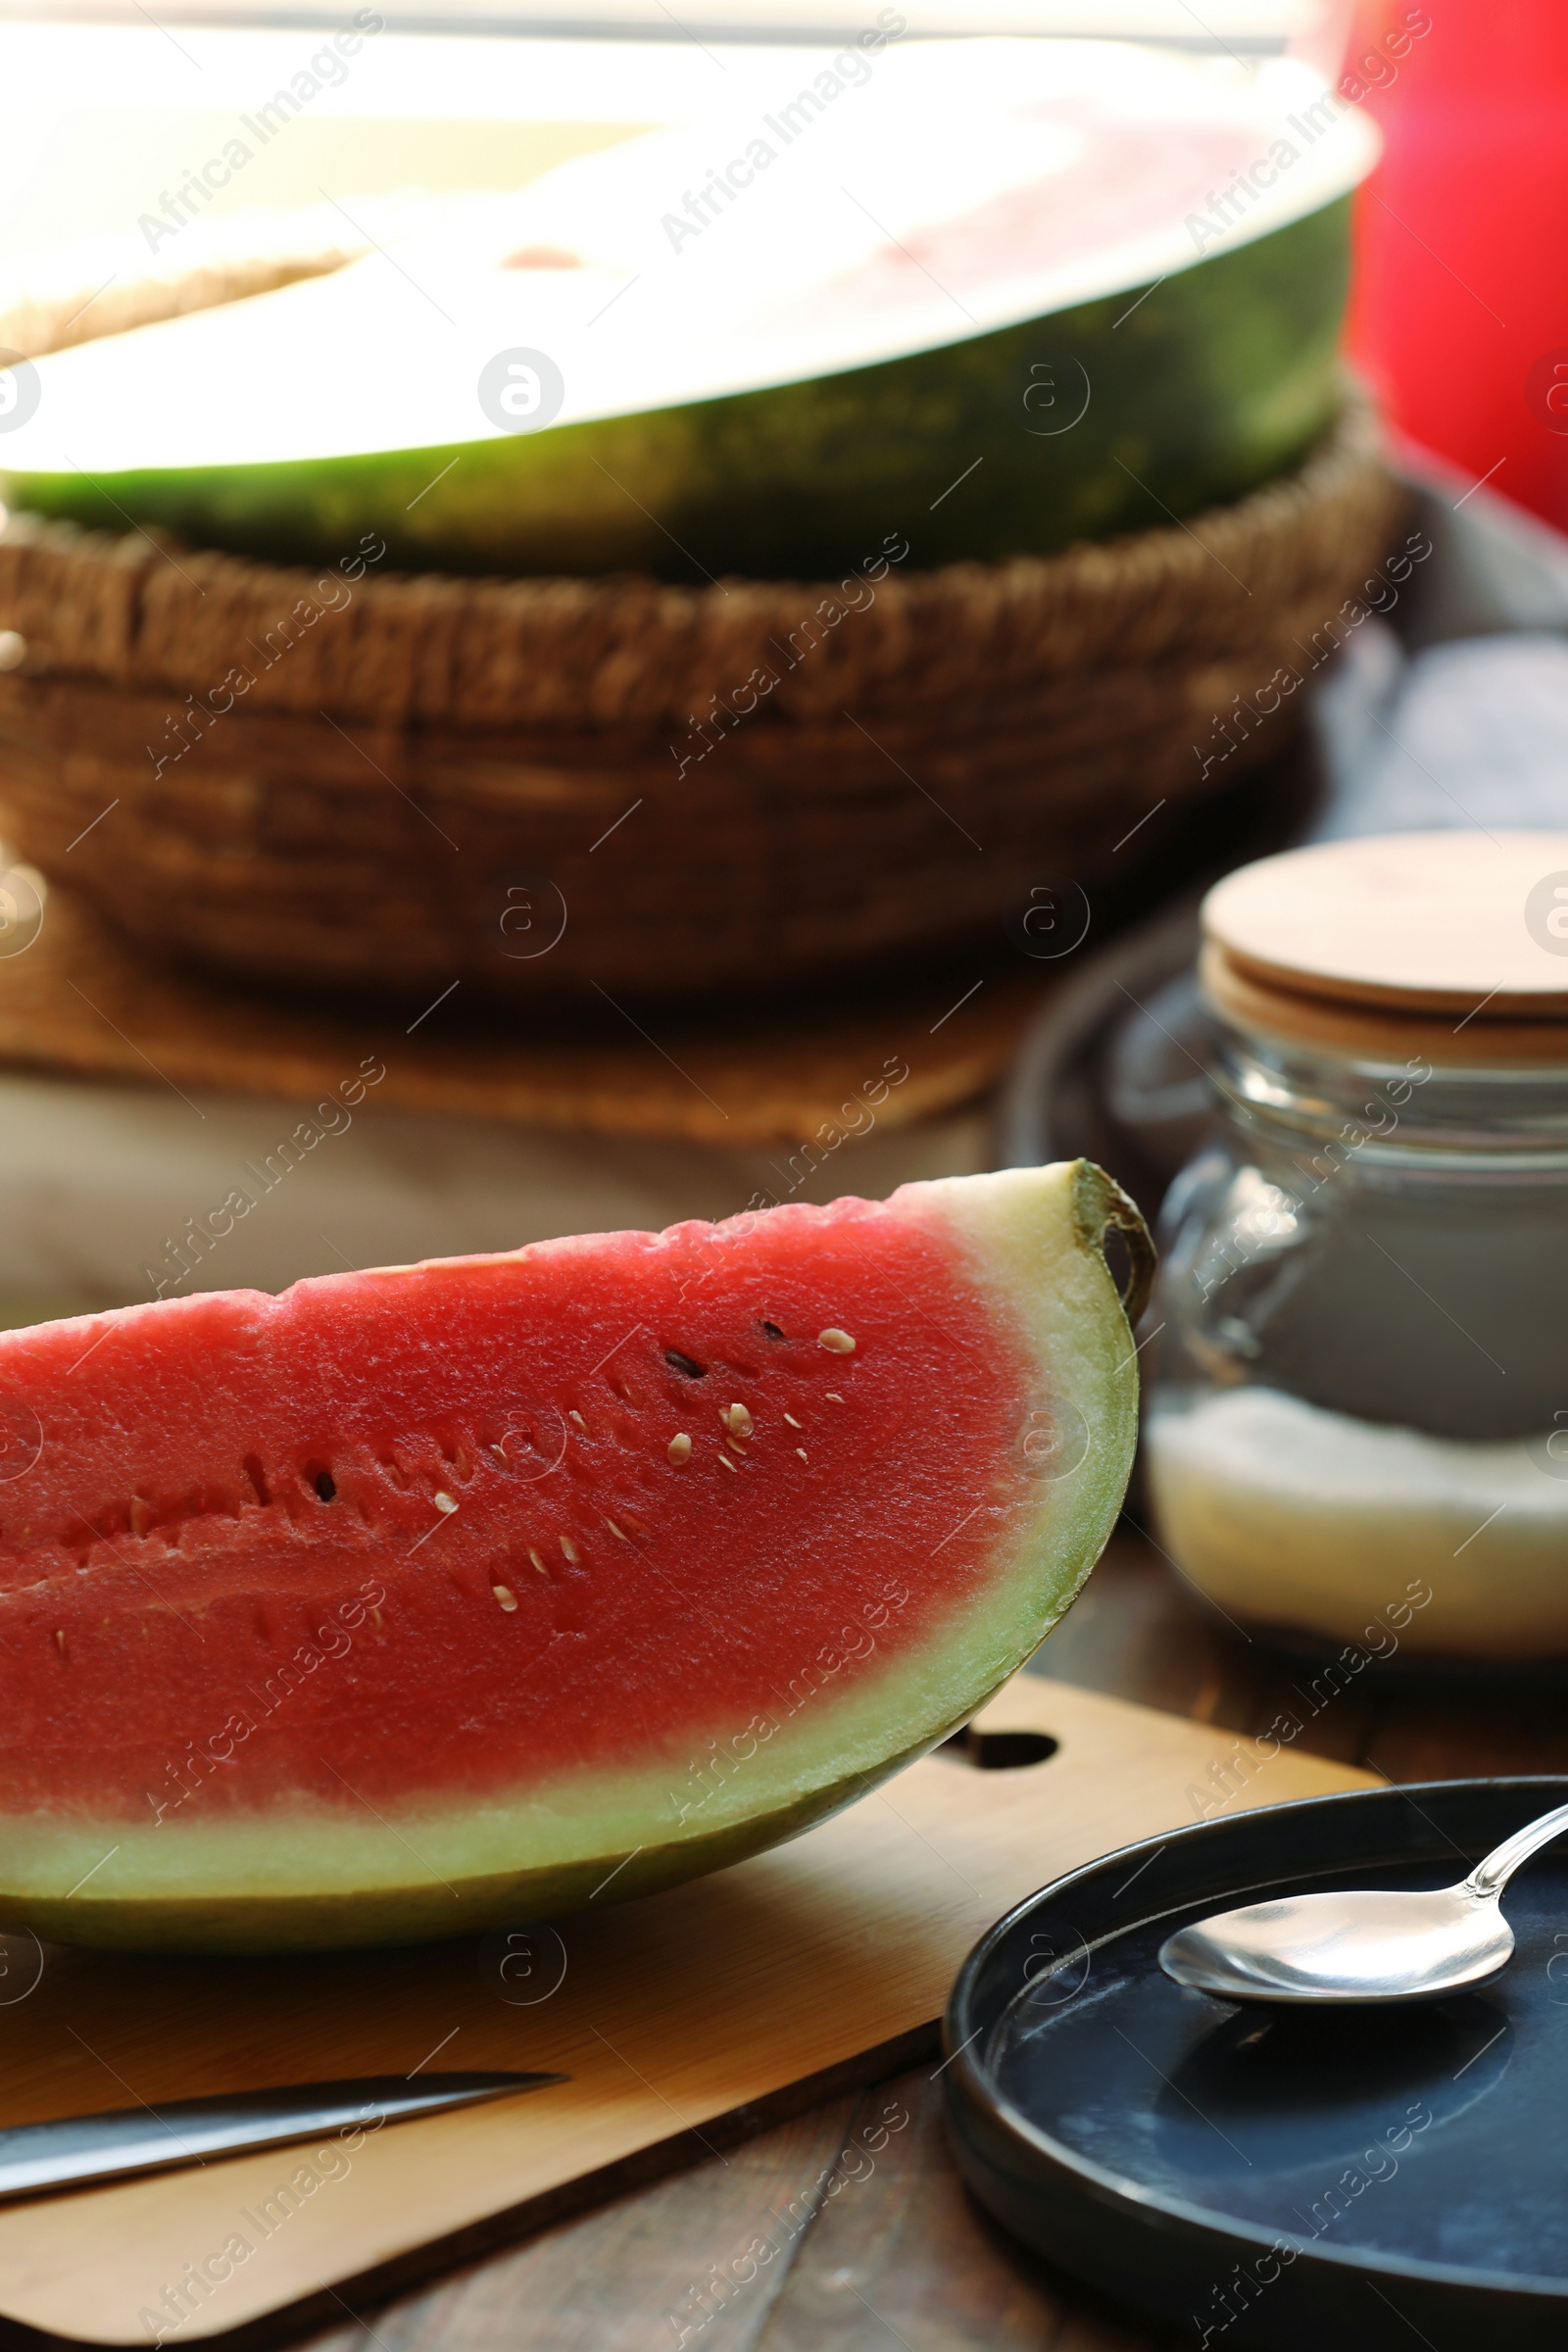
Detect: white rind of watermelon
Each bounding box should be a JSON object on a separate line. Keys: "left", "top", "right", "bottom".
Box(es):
{"left": 0, "top": 1161, "right": 1148, "bottom": 1951}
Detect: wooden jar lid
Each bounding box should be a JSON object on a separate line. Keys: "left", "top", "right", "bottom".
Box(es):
{"left": 1200, "top": 831, "right": 1568, "bottom": 1064}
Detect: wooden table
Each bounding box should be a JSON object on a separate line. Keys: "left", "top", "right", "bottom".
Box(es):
{"left": 269, "top": 1530, "right": 1568, "bottom": 2352}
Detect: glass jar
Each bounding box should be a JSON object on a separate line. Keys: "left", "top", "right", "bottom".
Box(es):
{"left": 1144, "top": 834, "right": 1568, "bottom": 1665}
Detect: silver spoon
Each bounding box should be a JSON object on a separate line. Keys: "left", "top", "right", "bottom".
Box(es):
{"left": 1159, "top": 1799, "right": 1568, "bottom": 2005}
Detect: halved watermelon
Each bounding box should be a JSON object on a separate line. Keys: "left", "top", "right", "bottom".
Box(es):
{"left": 0, "top": 1162, "right": 1147, "bottom": 1953}
{"left": 0, "top": 40, "right": 1376, "bottom": 577}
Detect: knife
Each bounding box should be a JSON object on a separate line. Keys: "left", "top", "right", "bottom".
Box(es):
{"left": 0, "top": 2071, "right": 567, "bottom": 2202}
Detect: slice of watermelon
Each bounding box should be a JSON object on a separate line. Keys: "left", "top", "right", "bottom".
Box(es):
{"left": 0, "top": 1162, "right": 1148, "bottom": 1953}
{"left": 0, "top": 39, "right": 1376, "bottom": 578}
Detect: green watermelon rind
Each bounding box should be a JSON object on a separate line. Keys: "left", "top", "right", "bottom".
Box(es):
{"left": 0, "top": 1162, "right": 1144, "bottom": 1953}
{"left": 0, "top": 200, "right": 1351, "bottom": 580}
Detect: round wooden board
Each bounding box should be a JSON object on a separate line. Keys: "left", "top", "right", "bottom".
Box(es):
{"left": 0, "top": 875, "right": 1036, "bottom": 1148}
{"left": 1202, "top": 831, "right": 1568, "bottom": 1018}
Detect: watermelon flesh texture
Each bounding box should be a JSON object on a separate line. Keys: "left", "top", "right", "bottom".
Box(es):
{"left": 0, "top": 40, "right": 1377, "bottom": 579}
{"left": 0, "top": 1162, "right": 1148, "bottom": 1953}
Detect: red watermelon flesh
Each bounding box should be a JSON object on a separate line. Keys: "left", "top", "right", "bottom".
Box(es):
{"left": 0, "top": 1162, "right": 1148, "bottom": 1951}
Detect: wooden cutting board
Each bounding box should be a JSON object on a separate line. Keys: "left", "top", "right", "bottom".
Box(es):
{"left": 0, "top": 1675, "right": 1376, "bottom": 2345}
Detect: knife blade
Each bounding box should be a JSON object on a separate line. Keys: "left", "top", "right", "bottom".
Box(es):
{"left": 0, "top": 2071, "right": 567, "bottom": 2202}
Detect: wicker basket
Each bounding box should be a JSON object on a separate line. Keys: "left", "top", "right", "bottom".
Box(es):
{"left": 0, "top": 393, "right": 1401, "bottom": 1005}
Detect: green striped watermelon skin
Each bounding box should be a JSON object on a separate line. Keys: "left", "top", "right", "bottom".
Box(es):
{"left": 2, "top": 202, "right": 1348, "bottom": 581}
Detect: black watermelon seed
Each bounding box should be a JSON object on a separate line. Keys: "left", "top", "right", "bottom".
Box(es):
{"left": 760, "top": 1319, "right": 786, "bottom": 1340}
{"left": 314, "top": 1471, "right": 337, "bottom": 1502}
{"left": 664, "top": 1348, "right": 707, "bottom": 1379}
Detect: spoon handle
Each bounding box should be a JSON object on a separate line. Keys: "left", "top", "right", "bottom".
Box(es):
{"left": 1464, "top": 1798, "right": 1568, "bottom": 1900}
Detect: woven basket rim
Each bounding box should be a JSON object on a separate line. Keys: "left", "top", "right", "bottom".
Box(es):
{"left": 0, "top": 396, "right": 1397, "bottom": 737}
{"left": 0, "top": 390, "right": 1384, "bottom": 622}
{"left": 0, "top": 197, "right": 1396, "bottom": 729}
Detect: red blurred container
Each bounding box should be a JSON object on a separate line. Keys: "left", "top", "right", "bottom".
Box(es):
{"left": 1346, "top": 0, "right": 1568, "bottom": 535}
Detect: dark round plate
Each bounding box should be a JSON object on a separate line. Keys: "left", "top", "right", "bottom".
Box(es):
{"left": 943, "top": 1779, "right": 1568, "bottom": 2352}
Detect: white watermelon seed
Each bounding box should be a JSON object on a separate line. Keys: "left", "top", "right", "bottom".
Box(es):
{"left": 723, "top": 1402, "right": 754, "bottom": 1438}
{"left": 560, "top": 1535, "right": 578, "bottom": 1563}
{"left": 528, "top": 1547, "right": 548, "bottom": 1575}
{"left": 818, "top": 1328, "right": 855, "bottom": 1353}
{"left": 606, "top": 1518, "right": 628, "bottom": 1542}
{"left": 796, "top": 1447, "right": 808, "bottom": 1462}
{"left": 717, "top": 1453, "right": 738, "bottom": 1474}
{"left": 434, "top": 1493, "right": 458, "bottom": 1514}
{"left": 826, "top": 1392, "right": 845, "bottom": 1403}
{"left": 783, "top": 1412, "right": 802, "bottom": 1429}
{"left": 569, "top": 1409, "right": 587, "bottom": 1430}
{"left": 55, "top": 1629, "right": 67, "bottom": 1653}
{"left": 493, "top": 1584, "right": 518, "bottom": 1612}
{"left": 667, "top": 1433, "right": 692, "bottom": 1464}
{"left": 128, "top": 1498, "right": 153, "bottom": 1538}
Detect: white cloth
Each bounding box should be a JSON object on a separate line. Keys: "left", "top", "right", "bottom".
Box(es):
{"left": 1314, "top": 622, "right": 1568, "bottom": 841}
